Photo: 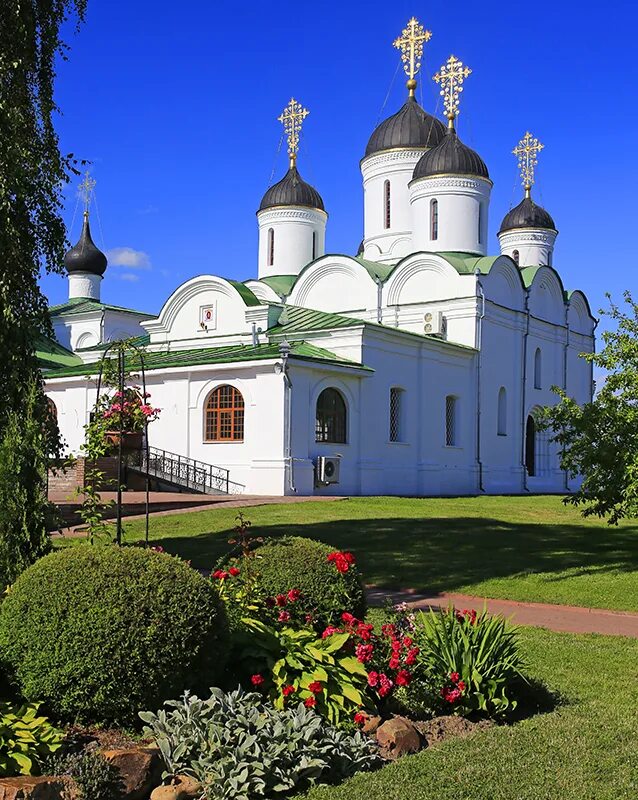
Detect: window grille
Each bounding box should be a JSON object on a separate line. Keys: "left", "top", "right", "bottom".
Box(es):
{"left": 445, "top": 395, "right": 457, "bottom": 446}
{"left": 534, "top": 348, "right": 542, "bottom": 389}
{"left": 315, "top": 388, "right": 346, "bottom": 443}
{"left": 384, "top": 181, "right": 391, "bottom": 229}
{"left": 267, "top": 228, "right": 275, "bottom": 267}
{"left": 430, "top": 199, "right": 438, "bottom": 241}
{"left": 389, "top": 388, "right": 403, "bottom": 442}
{"left": 312, "top": 230, "right": 317, "bottom": 260}
{"left": 512, "top": 249, "right": 520, "bottom": 266}
{"left": 497, "top": 387, "right": 507, "bottom": 436}
{"left": 205, "top": 385, "right": 245, "bottom": 442}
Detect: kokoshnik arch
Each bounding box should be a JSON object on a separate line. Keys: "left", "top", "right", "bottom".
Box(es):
{"left": 41, "top": 17, "right": 595, "bottom": 497}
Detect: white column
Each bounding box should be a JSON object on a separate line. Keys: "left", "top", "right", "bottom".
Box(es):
{"left": 257, "top": 207, "right": 327, "bottom": 279}
{"left": 498, "top": 228, "right": 558, "bottom": 268}
{"left": 68, "top": 272, "right": 102, "bottom": 300}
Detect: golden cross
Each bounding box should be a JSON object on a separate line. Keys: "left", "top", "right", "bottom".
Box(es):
{"left": 278, "top": 98, "right": 309, "bottom": 169}
{"left": 434, "top": 55, "right": 472, "bottom": 127}
{"left": 513, "top": 132, "right": 544, "bottom": 197}
{"left": 78, "top": 172, "right": 96, "bottom": 213}
{"left": 393, "top": 17, "right": 432, "bottom": 96}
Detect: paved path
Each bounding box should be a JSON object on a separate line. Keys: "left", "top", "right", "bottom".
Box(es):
{"left": 367, "top": 588, "right": 638, "bottom": 638}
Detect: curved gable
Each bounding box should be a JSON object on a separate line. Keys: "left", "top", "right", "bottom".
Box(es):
{"left": 567, "top": 290, "right": 596, "bottom": 335}
{"left": 384, "top": 252, "right": 466, "bottom": 306}
{"left": 143, "top": 275, "right": 261, "bottom": 343}
{"left": 288, "top": 256, "right": 377, "bottom": 313}
{"left": 481, "top": 256, "right": 525, "bottom": 311}
{"left": 244, "top": 280, "right": 282, "bottom": 303}
{"left": 527, "top": 266, "right": 566, "bottom": 325}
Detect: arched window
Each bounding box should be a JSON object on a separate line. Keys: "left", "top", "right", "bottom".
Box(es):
{"left": 204, "top": 385, "right": 245, "bottom": 442}
{"left": 312, "top": 230, "right": 317, "bottom": 260}
{"left": 512, "top": 249, "right": 520, "bottom": 266}
{"left": 478, "top": 203, "right": 483, "bottom": 244}
{"left": 384, "top": 180, "right": 391, "bottom": 229}
{"left": 534, "top": 348, "right": 542, "bottom": 389}
{"left": 430, "top": 199, "right": 438, "bottom": 241}
{"left": 389, "top": 387, "right": 404, "bottom": 443}
{"left": 445, "top": 395, "right": 458, "bottom": 446}
{"left": 547, "top": 250, "right": 553, "bottom": 267}
{"left": 267, "top": 228, "right": 275, "bottom": 267}
{"left": 315, "top": 388, "right": 347, "bottom": 443}
{"left": 497, "top": 387, "right": 507, "bottom": 436}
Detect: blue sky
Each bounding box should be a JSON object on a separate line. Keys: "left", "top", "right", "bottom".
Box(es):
{"left": 43, "top": 0, "right": 638, "bottom": 337}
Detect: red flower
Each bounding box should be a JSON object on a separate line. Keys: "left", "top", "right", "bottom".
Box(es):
{"left": 353, "top": 711, "right": 368, "bottom": 726}
{"left": 287, "top": 589, "right": 301, "bottom": 602}
{"left": 322, "top": 626, "right": 340, "bottom": 639}
{"left": 367, "top": 671, "right": 379, "bottom": 688}
{"left": 228, "top": 567, "right": 240, "bottom": 577}
{"left": 405, "top": 648, "right": 419, "bottom": 666}
{"left": 212, "top": 569, "right": 229, "bottom": 580}
{"left": 305, "top": 613, "right": 314, "bottom": 624}
{"left": 355, "top": 643, "right": 374, "bottom": 663}
{"left": 450, "top": 672, "right": 460, "bottom": 684}
{"left": 281, "top": 685, "right": 296, "bottom": 697}
{"left": 275, "top": 594, "right": 288, "bottom": 607}
{"left": 395, "top": 670, "right": 411, "bottom": 687}
{"left": 388, "top": 656, "right": 400, "bottom": 670}
{"left": 391, "top": 639, "right": 402, "bottom": 653}
{"left": 341, "top": 612, "right": 357, "bottom": 626}
{"left": 440, "top": 686, "right": 461, "bottom": 703}
{"left": 381, "top": 623, "right": 396, "bottom": 638}
{"left": 377, "top": 674, "right": 394, "bottom": 698}
{"left": 278, "top": 610, "right": 291, "bottom": 622}
{"left": 402, "top": 636, "right": 413, "bottom": 647}
{"left": 308, "top": 681, "right": 323, "bottom": 695}
{"left": 304, "top": 696, "right": 317, "bottom": 709}
{"left": 457, "top": 680, "right": 466, "bottom": 692}
{"left": 327, "top": 551, "right": 356, "bottom": 573}
{"left": 250, "top": 674, "right": 264, "bottom": 687}
{"left": 356, "top": 623, "right": 374, "bottom": 641}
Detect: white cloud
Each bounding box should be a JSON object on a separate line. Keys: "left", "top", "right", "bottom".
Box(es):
{"left": 106, "top": 247, "right": 151, "bottom": 269}
{"left": 117, "top": 272, "right": 140, "bottom": 282}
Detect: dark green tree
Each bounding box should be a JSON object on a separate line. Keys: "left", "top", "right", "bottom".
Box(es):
{"left": 0, "top": 1, "right": 87, "bottom": 581}
{"left": 543, "top": 291, "right": 638, "bottom": 524}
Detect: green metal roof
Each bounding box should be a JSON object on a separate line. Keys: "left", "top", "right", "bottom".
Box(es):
{"left": 45, "top": 340, "right": 370, "bottom": 379}
{"left": 255, "top": 275, "right": 298, "bottom": 297}
{"left": 35, "top": 336, "right": 82, "bottom": 370}
{"left": 436, "top": 252, "right": 501, "bottom": 275}
{"left": 49, "top": 297, "right": 155, "bottom": 318}
{"left": 353, "top": 256, "right": 395, "bottom": 282}
{"left": 272, "top": 305, "right": 365, "bottom": 333}
{"left": 226, "top": 280, "right": 261, "bottom": 307}
{"left": 76, "top": 334, "right": 151, "bottom": 352}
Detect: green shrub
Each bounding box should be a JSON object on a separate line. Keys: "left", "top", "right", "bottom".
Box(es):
{"left": 140, "top": 686, "right": 380, "bottom": 799}
{"left": 219, "top": 537, "right": 366, "bottom": 629}
{"left": 46, "top": 750, "right": 123, "bottom": 800}
{"left": 401, "top": 606, "right": 526, "bottom": 718}
{"left": 0, "top": 546, "right": 228, "bottom": 725}
{"left": 0, "top": 701, "right": 63, "bottom": 776}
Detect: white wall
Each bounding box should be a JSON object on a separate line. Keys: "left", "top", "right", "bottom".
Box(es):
{"left": 498, "top": 228, "right": 557, "bottom": 268}
{"left": 257, "top": 207, "right": 327, "bottom": 279}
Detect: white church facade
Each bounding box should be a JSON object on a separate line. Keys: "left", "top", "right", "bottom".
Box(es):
{"left": 43, "top": 19, "right": 596, "bottom": 497}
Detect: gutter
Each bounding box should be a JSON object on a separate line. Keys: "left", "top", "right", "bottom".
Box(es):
{"left": 521, "top": 289, "right": 531, "bottom": 491}
{"left": 563, "top": 302, "right": 570, "bottom": 492}
{"left": 475, "top": 272, "right": 485, "bottom": 492}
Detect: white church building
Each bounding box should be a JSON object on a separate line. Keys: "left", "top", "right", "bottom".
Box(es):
{"left": 43, "top": 19, "right": 596, "bottom": 497}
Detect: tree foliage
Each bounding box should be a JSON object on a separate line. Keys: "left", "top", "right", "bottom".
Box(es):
{"left": 0, "top": 0, "right": 86, "bottom": 424}
{"left": 543, "top": 291, "right": 638, "bottom": 524}
{"left": 0, "top": 1, "right": 86, "bottom": 578}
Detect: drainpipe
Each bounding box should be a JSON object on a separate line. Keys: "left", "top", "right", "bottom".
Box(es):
{"left": 278, "top": 340, "right": 296, "bottom": 493}
{"left": 475, "top": 271, "right": 485, "bottom": 492}
{"left": 563, "top": 302, "right": 570, "bottom": 492}
{"left": 375, "top": 277, "right": 383, "bottom": 324}
{"left": 521, "top": 289, "right": 531, "bottom": 491}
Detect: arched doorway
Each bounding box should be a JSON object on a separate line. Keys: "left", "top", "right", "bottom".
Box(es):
{"left": 525, "top": 415, "right": 535, "bottom": 476}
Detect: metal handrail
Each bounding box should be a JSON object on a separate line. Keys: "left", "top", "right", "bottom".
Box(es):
{"left": 132, "top": 446, "right": 230, "bottom": 494}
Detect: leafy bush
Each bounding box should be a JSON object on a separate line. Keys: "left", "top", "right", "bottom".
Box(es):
{"left": 400, "top": 606, "right": 526, "bottom": 718}
{"left": 0, "top": 546, "right": 228, "bottom": 724}
{"left": 46, "top": 750, "right": 123, "bottom": 800}
{"left": 140, "top": 687, "right": 380, "bottom": 799}
{"left": 0, "top": 701, "right": 63, "bottom": 776}
{"left": 218, "top": 537, "right": 366, "bottom": 630}
{"left": 234, "top": 618, "right": 373, "bottom": 728}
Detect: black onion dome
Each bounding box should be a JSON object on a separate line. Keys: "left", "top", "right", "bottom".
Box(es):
{"left": 499, "top": 196, "right": 556, "bottom": 233}
{"left": 412, "top": 127, "right": 489, "bottom": 181}
{"left": 259, "top": 166, "right": 324, "bottom": 212}
{"left": 365, "top": 96, "right": 446, "bottom": 158}
{"left": 64, "top": 214, "right": 107, "bottom": 276}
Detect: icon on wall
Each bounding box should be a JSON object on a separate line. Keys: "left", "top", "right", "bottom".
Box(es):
{"left": 199, "top": 303, "right": 217, "bottom": 331}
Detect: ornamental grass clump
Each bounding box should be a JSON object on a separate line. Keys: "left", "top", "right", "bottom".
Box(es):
{"left": 399, "top": 605, "right": 526, "bottom": 718}
{"left": 140, "top": 686, "right": 380, "bottom": 799}
{"left": 0, "top": 546, "right": 228, "bottom": 725}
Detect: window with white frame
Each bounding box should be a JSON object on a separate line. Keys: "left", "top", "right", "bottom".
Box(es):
{"left": 389, "top": 387, "right": 404, "bottom": 442}
{"left": 445, "top": 395, "right": 458, "bottom": 446}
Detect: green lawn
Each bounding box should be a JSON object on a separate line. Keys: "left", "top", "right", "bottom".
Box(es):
{"left": 300, "top": 627, "right": 638, "bottom": 800}
{"left": 117, "top": 495, "right": 638, "bottom": 612}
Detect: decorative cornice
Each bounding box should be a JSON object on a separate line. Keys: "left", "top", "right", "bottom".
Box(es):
{"left": 498, "top": 228, "right": 557, "bottom": 244}
{"left": 410, "top": 174, "right": 493, "bottom": 191}
{"left": 361, "top": 149, "right": 426, "bottom": 171}
{"left": 257, "top": 207, "right": 327, "bottom": 223}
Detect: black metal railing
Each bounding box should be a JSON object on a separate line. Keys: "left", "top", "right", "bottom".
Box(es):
{"left": 130, "top": 446, "right": 231, "bottom": 494}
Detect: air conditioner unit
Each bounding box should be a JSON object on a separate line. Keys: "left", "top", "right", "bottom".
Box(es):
{"left": 424, "top": 311, "right": 447, "bottom": 338}
{"left": 315, "top": 455, "right": 341, "bottom": 485}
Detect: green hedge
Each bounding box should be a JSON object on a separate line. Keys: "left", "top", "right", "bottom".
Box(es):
{"left": 0, "top": 546, "right": 228, "bottom": 725}
{"left": 224, "top": 536, "right": 366, "bottom": 629}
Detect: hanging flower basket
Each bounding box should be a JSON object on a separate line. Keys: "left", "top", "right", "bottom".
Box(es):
{"left": 105, "top": 431, "right": 144, "bottom": 452}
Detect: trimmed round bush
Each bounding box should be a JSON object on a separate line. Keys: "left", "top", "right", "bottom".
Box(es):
{"left": 0, "top": 546, "right": 228, "bottom": 725}
{"left": 224, "top": 536, "right": 366, "bottom": 628}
